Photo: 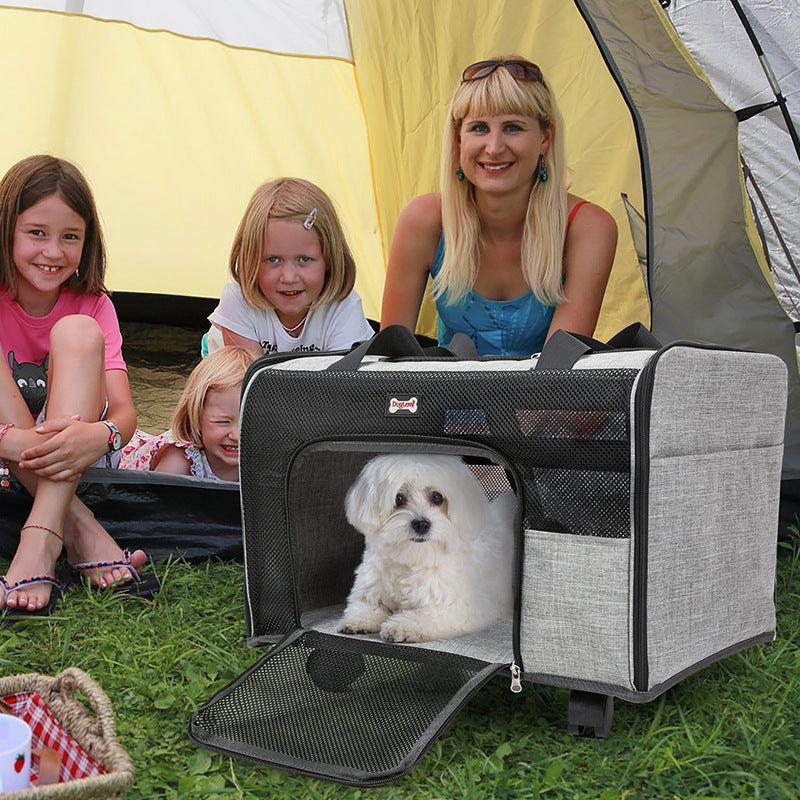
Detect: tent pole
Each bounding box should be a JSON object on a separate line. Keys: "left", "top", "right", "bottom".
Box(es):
{"left": 728, "top": 0, "right": 800, "bottom": 164}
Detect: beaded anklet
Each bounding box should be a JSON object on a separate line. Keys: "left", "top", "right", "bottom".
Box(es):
{"left": 20, "top": 524, "right": 65, "bottom": 544}
{"left": 0, "top": 422, "right": 14, "bottom": 488}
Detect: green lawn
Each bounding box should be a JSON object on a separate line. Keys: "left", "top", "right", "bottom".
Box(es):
{"left": 2, "top": 541, "right": 799, "bottom": 800}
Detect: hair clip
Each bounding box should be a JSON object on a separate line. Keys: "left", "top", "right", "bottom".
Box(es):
{"left": 303, "top": 208, "right": 318, "bottom": 230}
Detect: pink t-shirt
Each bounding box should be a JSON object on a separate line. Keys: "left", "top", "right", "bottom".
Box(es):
{"left": 0, "top": 286, "right": 126, "bottom": 417}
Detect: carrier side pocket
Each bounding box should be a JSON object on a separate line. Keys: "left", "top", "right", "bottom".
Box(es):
{"left": 519, "top": 529, "right": 633, "bottom": 689}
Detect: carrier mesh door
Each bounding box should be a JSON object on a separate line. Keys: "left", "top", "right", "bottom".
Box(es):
{"left": 189, "top": 630, "right": 501, "bottom": 786}
{"left": 239, "top": 364, "right": 638, "bottom": 641}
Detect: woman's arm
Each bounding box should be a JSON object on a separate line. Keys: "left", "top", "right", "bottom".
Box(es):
{"left": 547, "top": 200, "right": 618, "bottom": 340}
{"left": 380, "top": 193, "right": 443, "bottom": 332}
{"left": 221, "top": 326, "right": 263, "bottom": 357}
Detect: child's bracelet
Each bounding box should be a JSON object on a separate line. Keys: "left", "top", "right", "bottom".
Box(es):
{"left": 0, "top": 422, "right": 15, "bottom": 488}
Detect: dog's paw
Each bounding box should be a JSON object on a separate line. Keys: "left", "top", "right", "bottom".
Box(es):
{"left": 338, "top": 623, "right": 380, "bottom": 635}
{"left": 337, "top": 612, "right": 383, "bottom": 635}
{"left": 380, "top": 617, "right": 426, "bottom": 643}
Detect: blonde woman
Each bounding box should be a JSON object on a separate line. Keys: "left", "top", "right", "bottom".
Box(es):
{"left": 381, "top": 58, "right": 617, "bottom": 356}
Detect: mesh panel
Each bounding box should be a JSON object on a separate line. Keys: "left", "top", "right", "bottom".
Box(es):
{"left": 190, "top": 631, "right": 498, "bottom": 785}
{"left": 240, "top": 366, "right": 636, "bottom": 638}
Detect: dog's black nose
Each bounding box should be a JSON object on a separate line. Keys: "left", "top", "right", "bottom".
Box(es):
{"left": 410, "top": 517, "right": 431, "bottom": 536}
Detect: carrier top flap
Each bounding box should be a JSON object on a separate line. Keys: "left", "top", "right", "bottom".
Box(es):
{"left": 189, "top": 630, "right": 502, "bottom": 786}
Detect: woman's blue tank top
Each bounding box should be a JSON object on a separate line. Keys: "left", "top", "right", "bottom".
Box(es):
{"left": 430, "top": 234, "right": 555, "bottom": 356}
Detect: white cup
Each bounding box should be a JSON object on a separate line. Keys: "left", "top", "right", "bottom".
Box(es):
{"left": 0, "top": 715, "right": 32, "bottom": 793}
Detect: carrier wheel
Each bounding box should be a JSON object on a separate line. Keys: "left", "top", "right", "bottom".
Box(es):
{"left": 566, "top": 690, "right": 614, "bottom": 738}
{"left": 305, "top": 648, "right": 366, "bottom": 692}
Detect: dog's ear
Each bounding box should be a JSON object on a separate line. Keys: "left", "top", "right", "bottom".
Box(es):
{"left": 442, "top": 462, "right": 489, "bottom": 534}
{"left": 345, "top": 461, "right": 385, "bottom": 536}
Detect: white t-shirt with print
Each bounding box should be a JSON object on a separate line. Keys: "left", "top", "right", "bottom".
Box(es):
{"left": 206, "top": 280, "right": 375, "bottom": 355}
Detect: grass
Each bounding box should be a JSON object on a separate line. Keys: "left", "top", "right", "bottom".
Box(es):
{"left": 2, "top": 540, "right": 799, "bottom": 800}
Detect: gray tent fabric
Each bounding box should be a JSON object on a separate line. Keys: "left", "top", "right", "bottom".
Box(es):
{"left": 578, "top": 0, "right": 800, "bottom": 479}
{"left": 666, "top": 0, "right": 800, "bottom": 324}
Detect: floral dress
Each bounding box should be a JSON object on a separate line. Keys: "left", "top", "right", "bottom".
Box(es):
{"left": 120, "top": 429, "right": 218, "bottom": 479}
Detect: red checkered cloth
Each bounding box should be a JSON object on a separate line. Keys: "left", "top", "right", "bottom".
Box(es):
{"left": 2, "top": 692, "right": 105, "bottom": 784}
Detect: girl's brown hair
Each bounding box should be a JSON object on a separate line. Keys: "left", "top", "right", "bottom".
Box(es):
{"left": 229, "top": 178, "right": 357, "bottom": 310}
{"left": 0, "top": 154, "right": 107, "bottom": 296}
{"left": 171, "top": 346, "right": 256, "bottom": 448}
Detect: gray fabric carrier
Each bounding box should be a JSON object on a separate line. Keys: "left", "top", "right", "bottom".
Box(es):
{"left": 189, "top": 325, "right": 787, "bottom": 786}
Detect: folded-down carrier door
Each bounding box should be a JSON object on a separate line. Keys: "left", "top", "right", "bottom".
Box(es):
{"left": 189, "top": 630, "right": 503, "bottom": 786}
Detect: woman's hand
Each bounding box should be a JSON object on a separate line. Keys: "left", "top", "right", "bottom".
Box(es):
{"left": 18, "top": 417, "right": 108, "bottom": 481}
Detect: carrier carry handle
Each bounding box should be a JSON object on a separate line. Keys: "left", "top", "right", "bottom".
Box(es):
{"left": 535, "top": 322, "right": 661, "bottom": 371}
{"left": 328, "top": 325, "right": 478, "bottom": 371}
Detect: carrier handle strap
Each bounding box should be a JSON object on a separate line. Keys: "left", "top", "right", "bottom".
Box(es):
{"left": 535, "top": 322, "right": 661, "bottom": 371}
{"left": 327, "top": 325, "right": 425, "bottom": 370}
{"left": 328, "top": 326, "right": 480, "bottom": 370}
{"left": 425, "top": 333, "right": 480, "bottom": 359}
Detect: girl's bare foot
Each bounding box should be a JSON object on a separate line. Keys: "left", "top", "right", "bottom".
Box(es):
{"left": 63, "top": 505, "right": 147, "bottom": 588}
{"left": 2, "top": 524, "right": 64, "bottom": 610}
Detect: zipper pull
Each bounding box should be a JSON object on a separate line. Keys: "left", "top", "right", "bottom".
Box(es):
{"left": 509, "top": 662, "right": 522, "bottom": 694}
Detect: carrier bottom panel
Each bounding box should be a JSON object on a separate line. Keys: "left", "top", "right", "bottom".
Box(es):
{"left": 301, "top": 604, "right": 514, "bottom": 664}
{"left": 189, "top": 630, "right": 501, "bottom": 786}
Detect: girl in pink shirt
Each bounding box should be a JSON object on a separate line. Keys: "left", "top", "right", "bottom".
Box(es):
{"left": 0, "top": 155, "right": 153, "bottom": 618}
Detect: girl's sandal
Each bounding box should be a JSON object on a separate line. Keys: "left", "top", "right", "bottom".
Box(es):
{"left": 1, "top": 524, "right": 66, "bottom": 622}
{"left": 1, "top": 574, "right": 65, "bottom": 622}
{"left": 71, "top": 549, "right": 161, "bottom": 598}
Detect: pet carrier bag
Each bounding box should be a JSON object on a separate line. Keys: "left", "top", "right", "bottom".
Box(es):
{"left": 189, "top": 324, "right": 787, "bottom": 786}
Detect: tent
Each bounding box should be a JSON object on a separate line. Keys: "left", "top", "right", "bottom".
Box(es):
{"left": 0, "top": 0, "right": 798, "bottom": 488}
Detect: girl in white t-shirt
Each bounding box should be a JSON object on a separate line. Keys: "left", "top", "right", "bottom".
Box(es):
{"left": 204, "top": 178, "right": 375, "bottom": 357}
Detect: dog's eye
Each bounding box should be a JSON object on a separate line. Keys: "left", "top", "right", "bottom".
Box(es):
{"left": 430, "top": 491, "right": 444, "bottom": 506}
{"left": 395, "top": 493, "right": 406, "bottom": 507}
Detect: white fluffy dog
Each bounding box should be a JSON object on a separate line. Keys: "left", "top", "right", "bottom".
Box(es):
{"left": 338, "top": 454, "right": 516, "bottom": 643}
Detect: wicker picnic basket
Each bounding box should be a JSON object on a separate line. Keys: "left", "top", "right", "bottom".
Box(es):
{"left": 0, "top": 668, "right": 135, "bottom": 799}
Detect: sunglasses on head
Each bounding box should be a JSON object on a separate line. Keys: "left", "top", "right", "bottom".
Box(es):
{"left": 461, "top": 59, "right": 544, "bottom": 84}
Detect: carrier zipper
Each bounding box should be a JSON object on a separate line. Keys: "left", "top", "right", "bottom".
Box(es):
{"left": 632, "top": 356, "right": 656, "bottom": 692}
{"left": 509, "top": 662, "right": 522, "bottom": 693}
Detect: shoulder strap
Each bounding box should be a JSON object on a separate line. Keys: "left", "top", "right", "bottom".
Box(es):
{"left": 566, "top": 200, "right": 590, "bottom": 232}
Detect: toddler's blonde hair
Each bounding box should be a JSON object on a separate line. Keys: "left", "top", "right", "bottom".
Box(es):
{"left": 171, "top": 346, "right": 255, "bottom": 448}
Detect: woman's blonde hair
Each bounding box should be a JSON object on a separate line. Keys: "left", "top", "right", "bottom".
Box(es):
{"left": 0, "top": 154, "right": 108, "bottom": 297}
{"left": 229, "top": 178, "right": 357, "bottom": 310}
{"left": 171, "top": 346, "right": 255, "bottom": 448}
{"left": 438, "top": 58, "right": 567, "bottom": 305}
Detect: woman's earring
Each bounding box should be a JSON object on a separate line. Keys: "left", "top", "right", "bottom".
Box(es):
{"left": 537, "top": 155, "right": 548, "bottom": 183}
{"left": 456, "top": 168, "right": 465, "bottom": 182}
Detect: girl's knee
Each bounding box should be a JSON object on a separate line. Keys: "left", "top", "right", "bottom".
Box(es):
{"left": 49, "top": 316, "right": 104, "bottom": 358}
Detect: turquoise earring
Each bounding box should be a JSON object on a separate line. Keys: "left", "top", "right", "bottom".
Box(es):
{"left": 537, "top": 155, "right": 548, "bottom": 183}
{"left": 456, "top": 168, "right": 465, "bottom": 182}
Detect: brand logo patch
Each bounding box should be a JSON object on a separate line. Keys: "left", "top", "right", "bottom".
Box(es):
{"left": 386, "top": 396, "right": 419, "bottom": 415}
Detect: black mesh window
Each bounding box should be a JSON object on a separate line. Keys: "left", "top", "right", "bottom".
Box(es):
{"left": 240, "top": 365, "right": 635, "bottom": 638}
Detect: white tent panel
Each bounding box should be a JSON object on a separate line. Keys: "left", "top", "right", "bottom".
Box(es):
{"left": 667, "top": 0, "right": 800, "bottom": 322}
{"left": 3, "top": 0, "right": 352, "bottom": 58}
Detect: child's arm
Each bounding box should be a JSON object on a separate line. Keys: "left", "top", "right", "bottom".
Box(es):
{"left": 103, "top": 368, "right": 137, "bottom": 449}
{"left": 151, "top": 443, "right": 192, "bottom": 476}
{"left": 220, "top": 326, "right": 263, "bottom": 358}
{"left": 19, "top": 368, "right": 136, "bottom": 480}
